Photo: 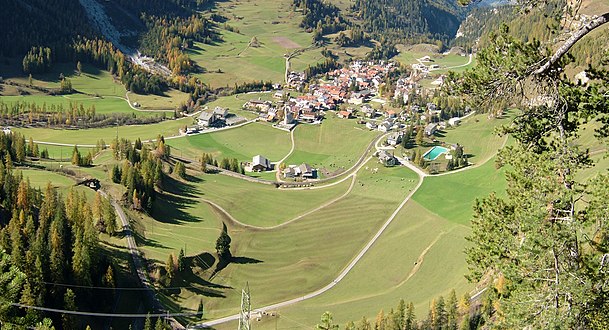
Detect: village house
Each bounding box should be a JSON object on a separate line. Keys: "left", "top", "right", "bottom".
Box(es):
{"left": 387, "top": 132, "right": 404, "bottom": 146}
{"left": 198, "top": 112, "right": 216, "bottom": 127}
{"left": 448, "top": 117, "right": 461, "bottom": 126}
{"left": 251, "top": 155, "right": 272, "bottom": 172}
{"left": 378, "top": 150, "right": 398, "bottom": 167}
{"left": 244, "top": 100, "right": 272, "bottom": 112}
{"left": 337, "top": 110, "right": 352, "bottom": 119}
{"left": 366, "top": 121, "right": 377, "bottom": 130}
{"left": 424, "top": 123, "right": 438, "bottom": 136}
{"left": 361, "top": 105, "right": 376, "bottom": 118}
{"left": 213, "top": 106, "right": 229, "bottom": 119}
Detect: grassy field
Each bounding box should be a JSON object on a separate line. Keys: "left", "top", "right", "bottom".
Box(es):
{"left": 133, "top": 171, "right": 351, "bottom": 262}
{"left": 1, "top": 61, "right": 189, "bottom": 111}
{"left": 12, "top": 117, "right": 190, "bottom": 145}
{"left": 240, "top": 204, "right": 473, "bottom": 329}
{"left": 133, "top": 160, "right": 419, "bottom": 320}
{"left": 212, "top": 159, "right": 507, "bottom": 329}
{"left": 284, "top": 116, "right": 379, "bottom": 173}
{"left": 190, "top": 0, "right": 318, "bottom": 88}
{"left": 437, "top": 111, "right": 513, "bottom": 164}
{"left": 168, "top": 122, "right": 291, "bottom": 162}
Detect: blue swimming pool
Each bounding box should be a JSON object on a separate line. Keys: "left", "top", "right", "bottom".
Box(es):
{"left": 423, "top": 146, "right": 449, "bottom": 161}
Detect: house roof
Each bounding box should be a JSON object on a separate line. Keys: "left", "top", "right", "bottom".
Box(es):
{"left": 214, "top": 106, "right": 228, "bottom": 115}
{"left": 425, "top": 123, "right": 438, "bottom": 131}
{"left": 199, "top": 112, "right": 214, "bottom": 121}
{"left": 298, "top": 163, "right": 312, "bottom": 173}
{"left": 252, "top": 155, "right": 270, "bottom": 168}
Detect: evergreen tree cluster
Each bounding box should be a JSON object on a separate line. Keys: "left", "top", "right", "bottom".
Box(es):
{"left": 305, "top": 58, "right": 340, "bottom": 79}
{"left": 233, "top": 80, "right": 274, "bottom": 94}
{"left": 329, "top": 289, "right": 486, "bottom": 330}
{"left": 139, "top": 14, "right": 219, "bottom": 75}
{"left": 293, "top": 0, "right": 350, "bottom": 42}
{"left": 0, "top": 174, "right": 116, "bottom": 328}
{"left": 70, "top": 146, "right": 93, "bottom": 167}
{"left": 200, "top": 153, "right": 245, "bottom": 174}
{"left": 109, "top": 137, "right": 168, "bottom": 211}
{"left": 351, "top": 0, "right": 466, "bottom": 48}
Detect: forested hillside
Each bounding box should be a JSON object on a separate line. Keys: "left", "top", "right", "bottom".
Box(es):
{"left": 0, "top": 0, "right": 96, "bottom": 58}
{"left": 351, "top": 0, "right": 468, "bottom": 47}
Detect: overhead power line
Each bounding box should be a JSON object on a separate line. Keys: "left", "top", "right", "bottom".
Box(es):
{"left": 9, "top": 303, "right": 202, "bottom": 319}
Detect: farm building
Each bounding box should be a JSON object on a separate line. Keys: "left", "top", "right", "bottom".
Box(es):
{"left": 283, "top": 163, "right": 316, "bottom": 179}
{"left": 251, "top": 155, "right": 272, "bottom": 172}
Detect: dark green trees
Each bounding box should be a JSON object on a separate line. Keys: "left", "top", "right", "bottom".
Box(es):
{"left": 216, "top": 223, "right": 232, "bottom": 260}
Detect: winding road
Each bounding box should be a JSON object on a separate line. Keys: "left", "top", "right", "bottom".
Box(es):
{"left": 192, "top": 122, "right": 503, "bottom": 328}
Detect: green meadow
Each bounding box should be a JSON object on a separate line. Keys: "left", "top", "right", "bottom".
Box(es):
{"left": 285, "top": 116, "right": 379, "bottom": 172}
{"left": 168, "top": 122, "right": 291, "bottom": 161}
{"left": 12, "top": 117, "right": 190, "bottom": 145}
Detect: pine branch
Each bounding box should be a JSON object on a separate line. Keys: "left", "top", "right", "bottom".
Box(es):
{"left": 534, "top": 13, "right": 609, "bottom": 75}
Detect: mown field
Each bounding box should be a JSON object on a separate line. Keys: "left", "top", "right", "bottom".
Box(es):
{"left": 211, "top": 158, "right": 507, "bottom": 329}
{"left": 132, "top": 159, "right": 419, "bottom": 321}
{"left": 190, "top": 0, "right": 317, "bottom": 87}
{"left": 168, "top": 122, "right": 291, "bottom": 162}
{"left": 284, "top": 116, "right": 379, "bottom": 172}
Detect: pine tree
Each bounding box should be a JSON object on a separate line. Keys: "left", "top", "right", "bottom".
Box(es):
{"left": 166, "top": 253, "right": 175, "bottom": 280}
{"left": 155, "top": 317, "right": 165, "bottom": 330}
{"left": 144, "top": 313, "right": 153, "bottom": 330}
{"left": 177, "top": 248, "right": 185, "bottom": 272}
{"left": 62, "top": 288, "right": 77, "bottom": 329}
{"left": 71, "top": 145, "right": 81, "bottom": 165}
{"left": 447, "top": 290, "right": 458, "bottom": 330}
{"left": 215, "top": 223, "right": 231, "bottom": 260}
{"left": 103, "top": 197, "right": 117, "bottom": 235}
{"left": 404, "top": 302, "right": 415, "bottom": 330}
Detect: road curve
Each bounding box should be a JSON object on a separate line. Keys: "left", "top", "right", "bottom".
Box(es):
{"left": 195, "top": 171, "right": 425, "bottom": 328}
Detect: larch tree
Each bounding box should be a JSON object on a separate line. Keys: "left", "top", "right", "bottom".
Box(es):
{"left": 448, "top": 0, "right": 609, "bottom": 328}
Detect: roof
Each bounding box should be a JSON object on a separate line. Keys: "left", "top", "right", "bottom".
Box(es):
{"left": 213, "top": 107, "right": 228, "bottom": 115}
{"left": 425, "top": 123, "right": 438, "bottom": 131}
{"left": 252, "top": 155, "right": 270, "bottom": 168}
{"left": 199, "top": 112, "right": 214, "bottom": 121}
{"left": 378, "top": 150, "right": 395, "bottom": 161}
{"left": 298, "top": 163, "right": 312, "bottom": 173}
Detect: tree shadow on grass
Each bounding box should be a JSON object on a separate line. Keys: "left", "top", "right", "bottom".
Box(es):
{"left": 151, "top": 192, "right": 201, "bottom": 224}
{"left": 132, "top": 229, "right": 167, "bottom": 250}
{"left": 210, "top": 254, "right": 263, "bottom": 280}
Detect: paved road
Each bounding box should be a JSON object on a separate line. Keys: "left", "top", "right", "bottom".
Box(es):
{"left": 195, "top": 170, "right": 425, "bottom": 328}
{"left": 102, "top": 192, "right": 185, "bottom": 330}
